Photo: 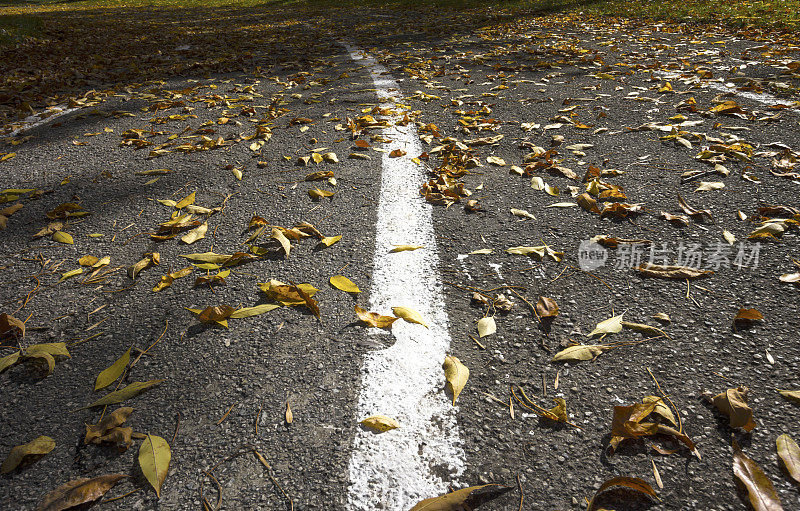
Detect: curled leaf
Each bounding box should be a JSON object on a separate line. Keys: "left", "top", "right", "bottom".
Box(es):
{"left": 37, "top": 474, "right": 126, "bottom": 511}
{"left": 355, "top": 306, "right": 397, "bottom": 329}
{"left": 360, "top": 415, "right": 400, "bottom": 433}
{"left": 1, "top": 436, "right": 55, "bottom": 473}
{"left": 410, "top": 484, "right": 512, "bottom": 511}
{"left": 713, "top": 387, "right": 756, "bottom": 432}
{"left": 477, "top": 316, "right": 496, "bottom": 338}
{"left": 443, "top": 355, "right": 468, "bottom": 405}
{"left": 586, "top": 476, "right": 659, "bottom": 511}
{"left": 392, "top": 306, "right": 428, "bottom": 328}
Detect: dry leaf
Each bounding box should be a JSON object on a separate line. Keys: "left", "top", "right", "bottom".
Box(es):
{"left": 83, "top": 380, "right": 164, "bottom": 409}
{"left": 360, "top": 415, "right": 400, "bottom": 433}
{"left": 586, "top": 476, "right": 659, "bottom": 511}
{"left": 713, "top": 387, "right": 756, "bottom": 432}
{"left": 442, "top": 355, "right": 468, "bottom": 405}
{"left": 734, "top": 308, "right": 763, "bottom": 326}
{"left": 330, "top": 275, "right": 361, "bottom": 294}
{"left": 354, "top": 306, "right": 397, "bottom": 329}
{"left": 139, "top": 434, "right": 171, "bottom": 497}
{"left": 777, "top": 434, "right": 800, "bottom": 484}
{"left": 389, "top": 245, "right": 423, "bottom": 253}
{"left": 551, "top": 344, "right": 607, "bottom": 363}
{"left": 180, "top": 223, "right": 207, "bottom": 244}
{"left": 635, "top": 263, "right": 712, "bottom": 279}
{"left": 732, "top": 439, "right": 784, "bottom": 511}
{"left": 1, "top": 436, "right": 55, "bottom": 473}
{"left": 778, "top": 390, "right": 800, "bottom": 405}
{"left": 392, "top": 306, "right": 428, "bottom": 328}
{"left": 285, "top": 403, "right": 293, "bottom": 424}
{"left": 535, "top": 296, "right": 559, "bottom": 320}
{"left": 588, "top": 314, "right": 624, "bottom": 337}
{"left": 271, "top": 228, "right": 291, "bottom": 259}
{"left": 477, "top": 316, "right": 496, "bottom": 338}
{"left": 409, "top": 484, "right": 512, "bottom": 510}
{"left": 37, "top": 474, "right": 126, "bottom": 511}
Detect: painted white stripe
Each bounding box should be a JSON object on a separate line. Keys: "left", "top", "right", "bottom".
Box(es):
{"left": 657, "top": 71, "right": 799, "bottom": 111}
{"left": 4, "top": 105, "right": 79, "bottom": 137}
{"left": 343, "top": 44, "right": 465, "bottom": 510}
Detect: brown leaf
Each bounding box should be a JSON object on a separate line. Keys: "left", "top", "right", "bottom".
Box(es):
{"left": 635, "top": 263, "right": 713, "bottom": 280}
{"left": 354, "top": 306, "right": 397, "bottom": 329}
{"left": 0, "top": 313, "right": 25, "bottom": 342}
{"left": 37, "top": 474, "right": 127, "bottom": 511}
{"left": 677, "top": 194, "right": 713, "bottom": 222}
{"left": 84, "top": 407, "right": 134, "bottom": 451}
{"left": 732, "top": 439, "right": 784, "bottom": 511}
{"left": 576, "top": 193, "right": 600, "bottom": 214}
{"left": 734, "top": 308, "right": 763, "bottom": 326}
{"left": 290, "top": 281, "right": 320, "bottom": 318}
{"left": 389, "top": 149, "right": 406, "bottom": 158}
{"left": 586, "top": 476, "right": 659, "bottom": 511}
{"left": 535, "top": 296, "right": 559, "bottom": 320}
{"left": 713, "top": 387, "right": 756, "bottom": 432}
{"left": 197, "top": 305, "right": 236, "bottom": 325}
{"left": 1, "top": 436, "right": 55, "bottom": 473}
{"left": 409, "top": 484, "right": 512, "bottom": 510}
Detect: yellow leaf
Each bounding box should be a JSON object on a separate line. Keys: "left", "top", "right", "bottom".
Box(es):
{"left": 271, "top": 228, "right": 291, "bottom": 258}
{"left": 360, "top": 415, "right": 400, "bottom": 433}
{"left": 58, "top": 268, "right": 83, "bottom": 283}
{"left": 355, "top": 306, "right": 397, "bottom": 329}
{"left": 180, "top": 223, "right": 207, "bottom": 245}
{"left": 175, "top": 192, "right": 195, "bottom": 209}
{"left": 330, "top": 275, "right": 361, "bottom": 294}
{"left": 442, "top": 355, "right": 469, "bottom": 405}
{"left": 392, "top": 306, "right": 428, "bottom": 328}
{"left": 78, "top": 255, "right": 99, "bottom": 266}
{"left": 477, "top": 316, "right": 496, "bottom": 338}
{"left": 52, "top": 231, "right": 74, "bottom": 244}
{"left": 389, "top": 245, "right": 423, "bottom": 253}
{"left": 139, "top": 434, "right": 171, "bottom": 498}
{"left": 318, "top": 235, "right": 341, "bottom": 247}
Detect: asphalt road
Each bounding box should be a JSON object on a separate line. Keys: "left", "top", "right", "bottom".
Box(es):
{"left": 1, "top": 8, "right": 799, "bottom": 511}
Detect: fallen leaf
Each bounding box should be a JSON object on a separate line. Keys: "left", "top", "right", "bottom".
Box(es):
{"left": 621, "top": 321, "right": 666, "bottom": 338}
{"left": 477, "top": 316, "right": 496, "bottom": 338}
{"left": 180, "top": 222, "right": 207, "bottom": 244}
{"left": 588, "top": 314, "right": 624, "bottom": 337}
{"left": 732, "top": 439, "right": 784, "bottom": 511}
{"left": 778, "top": 390, "right": 800, "bottom": 405}
{"left": 318, "top": 235, "right": 342, "bottom": 247}
{"left": 1, "top": 436, "right": 55, "bottom": 474}
{"left": 551, "top": 344, "right": 607, "bottom": 362}
{"left": 94, "top": 348, "right": 130, "bottom": 391}
{"left": 389, "top": 149, "right": 406, "bottom": 158}
{"left": 360, "top": 415, "right": 400, "bottom": 433}
{"left": 443, "top": 355, "right": 468, "bottom": 405}
{"left": 389, "top": 245, "right": 423, "bottom": 253}
{"left": 52, "top": 231, "right": 74, "bottom": 244}
{"left": 83, "top": 380, "right": 164, "bottom": 409}
{"left": 713, "top": 387, "right": 756, "bottom": 432}
{"left": 0, "top": 313, "right": 25, "bottom": 342}
{"left": 695, "top": 181, "right": 725, "bottom": 192}
{"left": 37, "top": 474, "right": 126, "bottom": 511}
{"left": 486, "top": 155, "right": 506, "bottom": 166}
{"left": 734, "top": 308, "right": 763, "bottom": 326}
{"left": 354, "top": 306, "right": 397, "bottom": 329}
{"left": 84, "top": 407, "right": 133, "bottom": 451}
{"left": 229, "top": 304, "right": 281, "bottom": 319}
{"left": 510, "top": 208, "right": 535, "bottom": 220}
{"left": 409, "top": 484, "right": 512, "bottom": 510}
{"left": 777, "top": 434, "right": 800, "bottom": 484}
{"left": 635, "top": 263, "right": 712, "bottom": 279}
{"left": 139, "top": 434, "right": 170, "bottom": 497}
{"left": 535, "top": 296, "right": 559, "bottom": 320}
{"left": 392, "top": 306, "right": 428, "bottom": 328}
{"left": 330, "top": 275, "right": 361, "bottom": 294}
{"left": 271, "top": 228, "right": 291, "bottom": 259}
{"left": 586, "top": 476, "right": 659, "bottom": 511}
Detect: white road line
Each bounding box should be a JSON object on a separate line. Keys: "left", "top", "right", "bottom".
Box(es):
{"left": 3, "top": 106, "right": 79, "bottom": 137}
{"left": 657, "top": 71, "right": 799, "bottom": 111}
{"left": 343, "top": 44, "right": 465, "bottom": 510}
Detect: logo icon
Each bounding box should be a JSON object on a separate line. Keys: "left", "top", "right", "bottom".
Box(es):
{"left": 577, "top": 240, "right": 608, "bottom": 271}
